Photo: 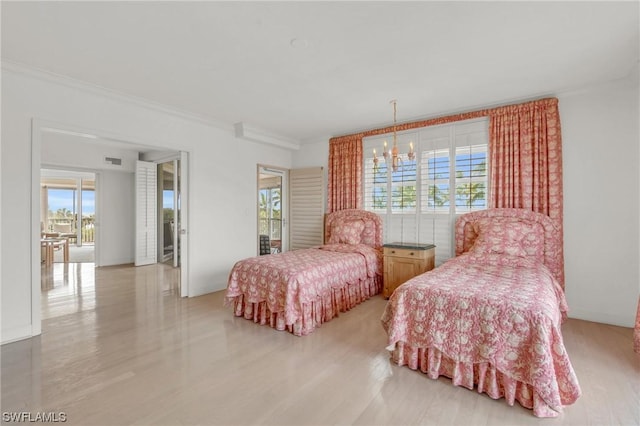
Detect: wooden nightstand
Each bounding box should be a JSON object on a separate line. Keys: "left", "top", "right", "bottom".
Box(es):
{"left": 383, "top": 243, "right": 435, "bottom": 298}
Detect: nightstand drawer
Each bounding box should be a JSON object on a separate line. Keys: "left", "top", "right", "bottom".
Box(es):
{"left": 383, "top": 247, "right": 428, "bottom": 260}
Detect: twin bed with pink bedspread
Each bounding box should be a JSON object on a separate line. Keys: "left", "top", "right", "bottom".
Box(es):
{"left": 225, "top": 209, "right": 382, "bottom": 336}
{"left": 381, "top": 208, "right": 581, "bottom": 417}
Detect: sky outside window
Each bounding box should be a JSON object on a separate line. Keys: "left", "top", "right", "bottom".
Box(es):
{"left": 48, "top": 188, "right": 95, "bottom": 216}
{"left": 164, "top": 190, "right": 174, "bottom": 209}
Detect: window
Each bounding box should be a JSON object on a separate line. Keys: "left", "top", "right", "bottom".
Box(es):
{"left": 45, "top": 185, "right": 95, "bottom": 243}
{"left": 421, "top": 145, "right": 487, "bottom": 213}
{"left": 363, "top": 118, "right": 489, "bottom": 264}
{"left": 365, "top": 135, "right": 418, "bottom": 213}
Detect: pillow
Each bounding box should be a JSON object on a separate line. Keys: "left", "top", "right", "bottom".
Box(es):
{"left": 328, "top": 220, "right": 365, "bottom": 245}
{"left": 470, "top": 218, "right": 543, "bottom": 258}
{"left": 519, "top": 221, "right": 545, "bottom": 259}
{"left": 359, "top": 219, "right": 376, "bottom": 247}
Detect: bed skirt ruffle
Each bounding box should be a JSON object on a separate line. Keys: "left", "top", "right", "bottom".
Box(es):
{"left": 228, "top": 275, "right": 382, "bottom": 336}
{"left": 389, "top": 341, "right": 564, "bottom": 418}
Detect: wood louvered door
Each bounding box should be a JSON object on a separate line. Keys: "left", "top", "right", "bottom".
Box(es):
{"left": 289, "top": 167, "right": 324, "bottom": 250}
{"left": 135, "top": 160, "right": 157, "bottom": 266}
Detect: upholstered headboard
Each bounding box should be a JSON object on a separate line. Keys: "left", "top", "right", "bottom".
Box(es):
{"left": 455, "top": 208, "right": 563, "bottom": 286}
{"left": 324, "top": 209, "right": 383, "bottom": 249}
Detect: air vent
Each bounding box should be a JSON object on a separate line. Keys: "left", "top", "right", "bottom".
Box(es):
{"left": 104, "top": 156, "right": 122, "bottom": 166}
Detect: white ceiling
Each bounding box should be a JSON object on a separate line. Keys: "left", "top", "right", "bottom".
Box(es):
{"left": 2, "top": 1, "right": 638, "bottom": 145}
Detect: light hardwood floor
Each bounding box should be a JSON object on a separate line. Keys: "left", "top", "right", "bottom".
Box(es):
{"left": 1, "top": 263, "right": 638, "bottom": 425}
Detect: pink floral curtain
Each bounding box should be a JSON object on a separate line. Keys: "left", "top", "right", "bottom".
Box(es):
{"left": 634, "top": 298, "right": 640, "bottom": 353}
{"left": 327, "top": 136, "right": 363, "bottom": 213}
{"left": 487, "top": 98, "right": 565, "bottom": 287}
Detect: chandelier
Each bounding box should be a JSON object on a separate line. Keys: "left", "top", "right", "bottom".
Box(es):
{"left": 373, "top": 100, "right": 414, "bottom": 173}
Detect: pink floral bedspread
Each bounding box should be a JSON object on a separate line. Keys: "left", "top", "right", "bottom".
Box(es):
{"left": 381, "top": 252, "right": 581, "bottom": 417}
{"left": 226, "top": 244, "right": 382, "bottom": 335}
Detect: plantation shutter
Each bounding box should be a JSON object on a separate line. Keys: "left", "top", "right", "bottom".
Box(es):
{"left": 420, "top": 119, "right": 489, "bottom": 264}
{"left": 364, "top": 118, "right": 489, "bottom": 266}
{"left": 363, "top": 131, "right": 419, "bottom": 244}
{"left": 135, "top": 160, "right": 157, "bottom": 266}
{"left": 289, "top": 166, "right": 325, "bottom": 249}
{"left": 419, "top": 125, "right": 455, "bottom": 265}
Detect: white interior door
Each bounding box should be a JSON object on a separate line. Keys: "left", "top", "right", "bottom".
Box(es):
{"left": 135, "top": 160, "right": 157, "bottom": 266}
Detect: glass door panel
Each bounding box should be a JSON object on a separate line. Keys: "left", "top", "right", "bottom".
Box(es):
{"left": 258, "top": 166, "right": 284, "bottom": 255}
{"left": 81, "top": 180, "right": 95, "bottom": 247}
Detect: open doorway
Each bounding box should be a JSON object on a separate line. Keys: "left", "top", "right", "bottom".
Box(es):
{"left": 257, "top": 165, "right": 287, "bottom": 255}
{"left": 138, "top": 151, "right": 189, "bottom": 297}
{"left": 40, "top": 169, "right": 96, "bottom": 264}
{"left": 40, "top": 168, "right": 96, "bottom": 314}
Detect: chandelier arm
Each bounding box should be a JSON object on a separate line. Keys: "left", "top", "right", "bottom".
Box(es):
{"left": 372, "top": 100, "right": 414, "bottom": 174}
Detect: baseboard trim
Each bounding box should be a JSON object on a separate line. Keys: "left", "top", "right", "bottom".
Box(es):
{"left": 1, "top": 325, "right": 36, "bottom": 345}
{"left": 567, "top": 308, "right": 634, "bottom": 328}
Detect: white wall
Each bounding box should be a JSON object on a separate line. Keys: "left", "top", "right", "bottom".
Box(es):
{"left": 1, "top": 65, "right": 293, "bottom": 343}
{"left": 559, "top": 72, "right": 639, "bottom": 327}
{"left": 293, "top": 75, "right": 640, "bottom": 328}
{"left": 42, "top": 131, "right": 140, "bottom": 173}
{"left": 292, "top": 138, "right": 329, "bottom": 169}
{"left": 96, "top": 171, "right": 135, "bottom": 266}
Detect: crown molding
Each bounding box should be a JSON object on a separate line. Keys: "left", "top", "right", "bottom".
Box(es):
{"left": 234, "top": 122, "right": 300, "bottom": 150}
{"left": 2, "top": 60, "right": 236, "bottom": 132}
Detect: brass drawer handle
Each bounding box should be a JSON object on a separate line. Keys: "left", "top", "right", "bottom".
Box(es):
{"left": 388, "top": 250, "right": 417, "bottom": 255}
